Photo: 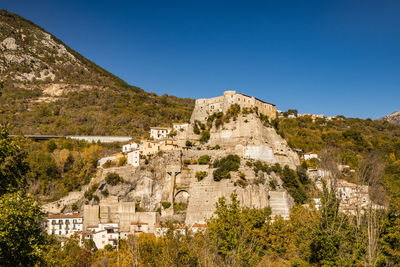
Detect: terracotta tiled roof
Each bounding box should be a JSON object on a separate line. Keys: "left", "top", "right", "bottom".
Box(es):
{"left": 192, "top": 224, "right": 207, "bottom": 228}
{"left": 47, "top": 214, "right": 82, "bottom": 219}
{"left": 151, "top": 127, "right": 171, "bottom": 130}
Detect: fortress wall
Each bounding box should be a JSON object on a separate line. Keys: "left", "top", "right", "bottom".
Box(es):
{"left": 185, "top": 178, "right": 270, "bottom": 225}
{"left": 83, "top": 205, "right": 100, "bottom": 229}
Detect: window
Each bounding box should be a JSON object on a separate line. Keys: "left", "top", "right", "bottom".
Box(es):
{"left": 59, "top": 231, "right": 61, "bottom": 235}
{"left": 102, "top": 235, "right": 105, "bottom": 238}
{"left": 102, "top": 241, "right": 105, "bottom": 244}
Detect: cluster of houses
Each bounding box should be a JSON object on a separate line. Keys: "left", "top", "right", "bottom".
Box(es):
{"left": 121, "top": 124, "right": 189, "bottom": 167}
{"left": 44, "top": 212, "right": 207, "bottom": 250}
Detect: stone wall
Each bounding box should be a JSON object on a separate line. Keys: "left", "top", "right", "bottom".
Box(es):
{"left": 190, "top": 90, "right": 276, "bottom": 123}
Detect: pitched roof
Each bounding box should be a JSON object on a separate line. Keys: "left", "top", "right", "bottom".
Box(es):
{"left": 192, "top": 224, "right": 207, "bottom": 227}
{"left": 47, "top": 214, "right": 82, "bottom": 219}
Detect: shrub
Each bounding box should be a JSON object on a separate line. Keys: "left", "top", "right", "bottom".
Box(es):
{"left": 101, "top": 189, "right": 109, "bottom": 197}
{"left": 200, "top": 130, "right": 210, "bottom": 144}
{"left": 235, "top": 179, "right": 248, "bottom": 188}
{"left": 214, "top": 144, "right": 221, "bottom": 150}
{"left": 174, "top": 202, "right": 188, "bottom": 211}
{"left": 161, "top": 202, "right": 171, "bottom": 209}
{"left": 84, "top": 183, "right": 99, "bottom": 200}
{"left": 118, "top": 156, "right": 127, "bottom": 166}
{"left": 105, "top": 172, "right": 123, "bottom": 186}
{"left": 46, "top": 140, "right": 57, "bottom": 153}
{"left": 239, "top": 172, "right": 246, "bottom": 179}
{"left": 198, "top": 155, "right": 210, "bottom": 165}
{"left": 269, "top": 179, "right": 277, "bottom": 190}
{"left": 213, "top": 155, "right": 241, "bottom": 181}
{"left": 185, "top": 140, "right": 193, "bottom": 147}
{"left": 104, "top": 244, "right": 113, "bottom": 251}
{"left": 183, "top": 159, "right": 191, "bottom": 165}
{"left": 195, "top": 171, "right": 207, "bottom": 181}
{"left": 71, "top": 203, "right": 78, "bottom": 211}
{"left": 246, "top": 161, "right": 253, "bottom": 167}
{"left": 102, "top": 160, "right": 115, "bottom": 168}
{"left": 167, "top": 130, "right": 177, "bottom": 137}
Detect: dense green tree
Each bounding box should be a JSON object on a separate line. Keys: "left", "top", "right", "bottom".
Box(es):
{"left": 0, "top": 191, "right": 45, "bottom": 266}
{"left": 0, "top": 125, "right": 28, "bottom": 195}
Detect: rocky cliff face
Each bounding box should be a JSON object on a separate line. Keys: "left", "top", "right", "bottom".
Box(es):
{"left": 382, "top": 111, "right": 400, "bottom": 126}
{"left": 0, "top": 10, "right": 126, "bottom": 88}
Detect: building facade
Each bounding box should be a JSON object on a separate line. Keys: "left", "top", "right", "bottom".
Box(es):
{"left": 127, "top": 149, "right": 140, "bottom": 167}
{"left": 87, "top": 223, "right": 119, "bottom": 249}
{"left": 45, "top": 213, "right": 83, "bottom": 237}
{"left": 122, "top": 143, "right": 139, "bottom": 153}
{"left": 150, "top": 127, "right": 172, "bottom": 140}
{"left": 190, "top": 90, "right": 276, "bottom": 123}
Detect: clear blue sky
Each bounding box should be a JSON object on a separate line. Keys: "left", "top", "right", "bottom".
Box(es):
{"left": 2, "top": 0, "right": 400, "bottom": 119}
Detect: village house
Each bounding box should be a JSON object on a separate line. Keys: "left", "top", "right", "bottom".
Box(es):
{"left": 155, "top": 223, "right": 186, "bottom": 237}
{"left": 173, "top": 123, "right": 189, "bottom": 132}
{"left": 190, "top": 223, "right": 207, "bottom": 234}
{"left": 86, "top": 223, "right": 120, "bottom": 250}
{"left": 336, "top": 180, "right": 369, "bottom": 208}
{"left": 122, "top": 142, "right": 139, "bottom": 153}
{"left": 150, "top": 127, "right": 172, "bottom": 140}
{"left": 301, "top": 152, "right": 319, "bottom": 160}
{"left": 45, "top": 212, "right": 83, "bottom": 237}
{"left": 130, "top": 222, "right": 150, "bottom": 235}
{"left": 127, "top": 149, "right": 140, "bottom": 167}
{"left": 140, "top": 139, "right": 179, "bottom": 156}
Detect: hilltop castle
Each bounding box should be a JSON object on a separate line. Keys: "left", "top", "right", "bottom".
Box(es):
{"left": 190, "top": 90, "right": 276, "bottom": 122}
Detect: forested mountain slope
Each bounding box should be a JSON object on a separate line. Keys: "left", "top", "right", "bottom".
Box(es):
{"left": 0, "top": 10, "right": 194, "bottom": 136}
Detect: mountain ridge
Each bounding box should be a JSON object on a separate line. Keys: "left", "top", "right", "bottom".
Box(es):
{"left": 382, "top": 110, "right": 400, "bottom": 126}
{"left": 0, "top": 10, "right": 194, "bottom": 136}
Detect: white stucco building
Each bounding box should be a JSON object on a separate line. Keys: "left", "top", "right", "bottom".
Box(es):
{"left": 127, "top": 149, "right": 140, "bottom": 167}
{"left": 302, "top": 152, "right": 319, "bottom": 160}
{"left": 87, "top": 223, "right": 119, "bottom": 250}
{"left": 122, "top": 143, "right": 139, "bottom": 153}
{"left": 45, "top": 213, "right": 83, "bottom": 237}
{"left": 150, "top": 127, "right": 172, "bottom": 140}
{"left": 173, "top": 123, "right": 189, "bottom": 132}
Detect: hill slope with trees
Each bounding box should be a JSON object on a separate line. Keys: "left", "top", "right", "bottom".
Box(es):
{"left": 0, "top": 10, "right": 194, "bottom": 136}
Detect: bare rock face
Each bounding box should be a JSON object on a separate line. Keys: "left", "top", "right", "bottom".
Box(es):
{"left": 382, "top": 111, "right": 400, "bottom": 126}
{"left": 176, "top": 113, "right": 300, "bottom": 169}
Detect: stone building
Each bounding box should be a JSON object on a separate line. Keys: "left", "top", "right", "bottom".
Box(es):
{"left": 190, "top": 90, "right": 276, "bottom": 122}
{"left": 83, "top": 196, "right": 136, "bottom": 233}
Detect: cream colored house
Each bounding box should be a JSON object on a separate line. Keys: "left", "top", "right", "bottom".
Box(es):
{"left": 122, "top": 142, "right": 139, "bottom": 153}
{"left": 173, "top": 123, "right": 189, "bottom": 132}
{"left": 127, "top": 149, "right": 140, "bottom": 167}
{"left": 150, "top": 127, "right": 172, "bottom": 140}
{"left": 87, "top": 223, "right": 119, "bottom": 250}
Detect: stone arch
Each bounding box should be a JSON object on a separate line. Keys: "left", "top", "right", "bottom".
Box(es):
{"left": 174, "top": 190, "right": 189, "bottom": 204}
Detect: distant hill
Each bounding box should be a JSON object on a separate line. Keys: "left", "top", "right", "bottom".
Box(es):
{"left": 382, "top": 111, "right": 400, "bottom": 126}
{"left": 0, "top": 10, "right": 194, "bottom": 136}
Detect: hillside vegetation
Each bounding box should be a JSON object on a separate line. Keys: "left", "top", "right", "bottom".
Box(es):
{"left": 0, "top": 10, "right": 194, "bottom": 136}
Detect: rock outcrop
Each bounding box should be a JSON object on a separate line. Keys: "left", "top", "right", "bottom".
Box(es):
{"left": 382, "top": 110, "right": 400, "bottom": 126}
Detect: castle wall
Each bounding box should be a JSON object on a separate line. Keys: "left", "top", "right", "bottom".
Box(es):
{"left": 190, "top": 91, "right": 276, "bottom": 123}
{"left": 83, "top": 204, "right": 100, "bottom": 229}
